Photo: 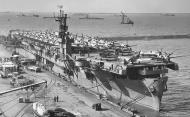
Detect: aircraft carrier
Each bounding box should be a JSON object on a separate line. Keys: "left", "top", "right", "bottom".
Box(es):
{"left": 7, "top": 9, "right": 179, "bottom": 116}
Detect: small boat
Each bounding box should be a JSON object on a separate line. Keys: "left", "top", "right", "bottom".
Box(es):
{"left": 33, "top": 102, "right": 76, "bottom": 117}
{"left": 33, "top": 102, "right": 46, "bottom": 117}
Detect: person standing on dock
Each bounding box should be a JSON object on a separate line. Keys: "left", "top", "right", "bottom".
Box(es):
{"left": 56, "top": 96, "right": 59, "bottom": 102}
{"left": 54, "top": 96, "right": 56, "bottom": 102}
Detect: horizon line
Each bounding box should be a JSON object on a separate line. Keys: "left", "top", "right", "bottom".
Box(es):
{"left": 1, "top": 11, "right": 190, "bottom": 14}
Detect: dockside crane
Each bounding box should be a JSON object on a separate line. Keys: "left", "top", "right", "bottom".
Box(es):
{"left": 0, "top": 80, "right": 47, "bottom": 96}
{"left": 0, "top": 80, "right": 47, "bottom": 115}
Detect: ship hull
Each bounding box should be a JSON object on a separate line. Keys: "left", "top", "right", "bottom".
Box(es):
{"left": 16, "top": 47, "right": 167, "bottom": 111}
{"left": 102, "top": 70, "right": 167, "bottom": 110}
{"left": 71, "top": 67, "right": 167, "bottom": 111}
{"left": 52, "top": 63, "right": 167, "bottom": 111}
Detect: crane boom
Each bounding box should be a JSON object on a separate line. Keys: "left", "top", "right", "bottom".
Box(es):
{"left": 0, "top": 80, "right": 47, "bottom": 96}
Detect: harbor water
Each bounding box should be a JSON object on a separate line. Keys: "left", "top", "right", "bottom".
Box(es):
{"left": 0, "top": 12, "right": 190, "bottom": 117}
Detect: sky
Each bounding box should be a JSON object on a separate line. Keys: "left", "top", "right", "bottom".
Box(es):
{"left": 0, "top": 0, "right": 190, "bottom": 13}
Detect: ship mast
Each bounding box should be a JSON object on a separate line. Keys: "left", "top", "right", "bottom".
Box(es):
{"left": 54, "top": 6, "right": 69, "bottom": 60}
{"left": 121, "top": 11, "right": 125, "bottom": 24}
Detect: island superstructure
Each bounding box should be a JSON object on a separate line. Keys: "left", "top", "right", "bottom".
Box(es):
{"left": 8, "top": 9, "right": 178, "bottom": 115}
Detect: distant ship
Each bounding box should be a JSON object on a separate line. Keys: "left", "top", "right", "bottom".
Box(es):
{"left": 120, "top": 12, "right": 134, "bottom": 25}
{"left": 21, "top": 14, "right": 26, "bottom": 17}
{"left": 79, "top": 14, "right": 104, "bottom": 20}
{"left": 17, "top": 13, "right": 27, "bottom": 17}
{"left": 43, "top": 16, "right": 54, "bottom": 19}
{"left": 33, "top": 14, "right": 40, "bottom": 17}
{"left": 160, "top": 13, "right": 175, "bottom": 16}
